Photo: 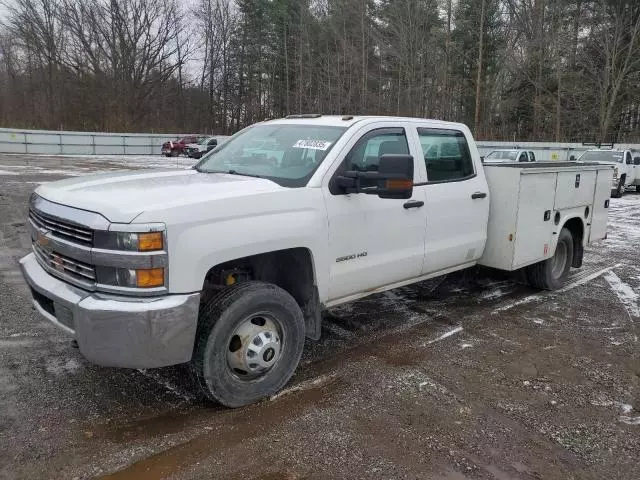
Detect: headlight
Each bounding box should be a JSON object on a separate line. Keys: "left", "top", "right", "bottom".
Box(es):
{"left": 613, "top": 167, "right": 619, "bottom": 178}
{"left": 96, "top": 266, "right": 165, "bottom": 288}
{"left": 94, "top": 231, "right": 164, "bottom": 251}
{"left": 93, "top": 225, "right": 167, "bottom": 291}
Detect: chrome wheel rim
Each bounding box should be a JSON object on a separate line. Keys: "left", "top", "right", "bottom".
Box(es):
{"left": 551, "top": 241, "right": 567, "bottom": 279}
{"left": 226, "top": 313, "right": 282, "bottom": 381}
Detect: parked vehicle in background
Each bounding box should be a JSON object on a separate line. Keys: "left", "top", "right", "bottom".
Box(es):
{"left": 578, "top": 148, "right": 640, "bottom": 197}
{"left": 161, "top": 135, "right": 202, "bottom": 157}
{"left": 484, "top": 149, "right": 536, "bottom": 163}
{"left": 185, "top": 136, "right": 230, "bottom": 159}
{"left": 20, "top": 115, "right": 612, "bottom": 408}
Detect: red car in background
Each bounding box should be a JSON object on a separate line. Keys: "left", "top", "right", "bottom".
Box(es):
{"left": 161, "top": 135, "right": 203, "bottom": 157}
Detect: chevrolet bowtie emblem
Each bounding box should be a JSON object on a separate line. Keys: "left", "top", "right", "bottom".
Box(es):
{"left": 37, "top": 233, "right": 50, "bottom": 247}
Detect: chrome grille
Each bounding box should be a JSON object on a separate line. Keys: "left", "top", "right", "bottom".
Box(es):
{"left": 33, "top": 242, "right": 96, "bottom": 284}
{"left": 29, "top": 208, "right": 93, "bottom": 246}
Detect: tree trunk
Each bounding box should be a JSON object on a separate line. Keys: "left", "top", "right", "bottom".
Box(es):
{"left": 474, "top": 0, "right": 486, "bottom": 138}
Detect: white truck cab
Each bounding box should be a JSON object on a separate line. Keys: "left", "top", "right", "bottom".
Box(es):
{"left": 578, "top": 148, "right": 640, "bottom": 197}
{"left": 20, "top": 115, "right": 613, "bottom": 407}
{"left": 484, "top": 149, "right": 536, "bottom": 163}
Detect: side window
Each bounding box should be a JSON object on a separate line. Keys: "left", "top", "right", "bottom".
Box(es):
{"left": 208, "top": 139, "right": 218, "bottom": 146}
{"left": 529, "top": 151, "right": 536, "bottom": 161}
{"left": 418, "top": 128, "right": 475, "bottom": 182}
{"left": 342, "top": 128, "right": 409, "bottom": 173}
{"left": 626, "top": 151, "right": 632, "bottom": 165}
{"left": 518, "top": 152, "right": 528, "bottom": 162}
{"left": 336, "top": 128, "right": 409, "bottom": 190}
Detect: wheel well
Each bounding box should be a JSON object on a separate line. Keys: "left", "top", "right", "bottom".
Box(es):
{"left": 562, "top": 217, "right": 584, "bottom": 268}
{"left": 202, "top": 248, "right": 321, "bottom": 340}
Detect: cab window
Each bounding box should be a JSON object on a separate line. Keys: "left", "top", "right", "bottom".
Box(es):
{"left": 417, "top": 128, "right": 475, "bottom": 182}
{"left": 334, "top": 128, "right": 409, "bottom": 190}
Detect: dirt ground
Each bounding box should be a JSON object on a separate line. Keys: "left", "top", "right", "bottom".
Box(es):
{"left": 0, "top": 153, "right": 638, "bottom": 480}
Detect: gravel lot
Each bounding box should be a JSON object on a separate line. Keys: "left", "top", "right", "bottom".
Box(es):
{"left": 0, "top": 154, "right": 639, "bottom": 480}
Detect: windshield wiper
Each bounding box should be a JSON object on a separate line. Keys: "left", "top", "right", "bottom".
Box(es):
{"left": 195, "top": 168, "right": 262, "bottom": 179}
{"left": 226, "top": 169, "right": 262, "bottom": 178}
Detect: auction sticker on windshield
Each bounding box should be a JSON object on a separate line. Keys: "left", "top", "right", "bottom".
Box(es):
{"left": 293, "top": 140, "right": 332, "bottom": 150}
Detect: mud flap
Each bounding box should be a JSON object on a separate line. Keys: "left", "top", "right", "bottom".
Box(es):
{"left": 304, "top": 286, "right": 322, "bottom": 341}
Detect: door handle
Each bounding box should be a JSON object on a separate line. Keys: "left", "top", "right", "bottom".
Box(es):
{"left": 471, "top": 192, "right": 487, "bottom": 199}
{"left": 403, "top": 200, "right": 424, "bottom": 209}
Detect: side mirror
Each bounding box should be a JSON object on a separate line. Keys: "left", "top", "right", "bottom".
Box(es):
{"left": 377, "top": 154, "right": 414, "bottom": 199}
{"left": 634, "top": 157, "right": 640, "bottom": 166}
{"left": 569, "top": 155, "right": 576, "bottom": 161}
{"left": 480, "top": 156, "right": 485, "bottom": 163}
{"left": 333, "top": 154, "right": 414, "bottom": 199}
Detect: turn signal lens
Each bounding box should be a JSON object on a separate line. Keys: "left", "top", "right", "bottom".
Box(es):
{"left": 136, "top": 268, "right": 164, "bottom": 288}
{"left": 386, "top": 179, "right": 413, "bottom": 190}
{"left": 138, "top": 232, "right": 163, "bottom": 251}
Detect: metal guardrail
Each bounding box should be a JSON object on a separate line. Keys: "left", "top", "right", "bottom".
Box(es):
{"left": 0, "top": 128, "right": 185, "bottom": 155}
{"left": 1, "top": 127, "right": 639, "bottom": 159}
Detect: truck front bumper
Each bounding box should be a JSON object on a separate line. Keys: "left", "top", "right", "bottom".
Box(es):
{"left": 20, "top": 253, "right": 200, "bottom": 369}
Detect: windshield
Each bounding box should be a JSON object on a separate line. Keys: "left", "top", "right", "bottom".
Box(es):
{"left": 195, "top": 124, "right": 347, "bottom": 187}
{"left": 198, "top": 137, "right": 212, "bottom": 145}
{"left": 486, "top": 150, "right": 518, "bottom": 161}
{"left": 578, "top": 151, "right": 624, "bottom": 163}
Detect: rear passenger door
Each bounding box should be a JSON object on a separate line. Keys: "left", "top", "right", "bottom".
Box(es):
{"left": 416, "top": 127, "right": 490, "bottom": 274}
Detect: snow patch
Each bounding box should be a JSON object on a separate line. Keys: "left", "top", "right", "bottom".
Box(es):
{"left": 604, "top": 271, "right": 640, "bottom": 317}
{"left": 137, "top": 369, "right": 194, "bottom": 402}
{"left": 424, "top": 326, "right": 463, "bottom": 346}
{"left": 620, "top": 416, "right": 640, "bottom": 425}
{"left": 481, "top": 288, "right": 509, "bottom": 300}
{"left": 46, "top": 358, "right": 81, "bottom": 375}
{"left": 270, "top": 374, "right": 337, "bottom": 401}
{"left": 7, "top": 332, "right": 39, "bottom": 338}
{"left": 492, "top": 265, "right": 620, "bottom": 314}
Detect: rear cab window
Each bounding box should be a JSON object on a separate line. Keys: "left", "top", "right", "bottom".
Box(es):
{"left": 417, "top": 128, "right": 475, "bottom": 183}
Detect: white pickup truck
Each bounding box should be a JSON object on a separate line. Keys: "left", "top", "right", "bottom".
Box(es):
{"left": 20, "top": 115, "right": 613, "bottom": 407}
{"left": 578, "top": 148, "right": 640, "bottom": 197}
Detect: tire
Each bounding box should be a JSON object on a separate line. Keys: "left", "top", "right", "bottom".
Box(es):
{"left": 526, "top": 228, "right": 574, "bottom": 290}
{"left": 190, "top": 281, "right": 305, "bottom": 408}
{"left": 613, "top": 178, "right": 624, "bottom": 198}
{"left": 171, "top": 149, "right": 180, "bottom": 157}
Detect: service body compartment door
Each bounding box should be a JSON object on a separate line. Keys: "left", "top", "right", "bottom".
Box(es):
{"left": 512, "top": 172, "right": 556, "bottom": 268}
{"left": 554, "top": 170, "right": 597, "bottom": 209}
{"left": 589, "top": 168, "right": 612, "bottom": 242}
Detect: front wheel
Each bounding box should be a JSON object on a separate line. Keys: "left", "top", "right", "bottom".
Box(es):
{"left": 526, "top": 228, "right": 574, "bottom": 290}
{"left": 190, "top": 281, "right": 305, "bottom": 408}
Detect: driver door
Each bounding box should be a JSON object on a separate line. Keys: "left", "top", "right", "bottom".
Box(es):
{"left": 322, "top": 125, "right": 427, "bottom": 302}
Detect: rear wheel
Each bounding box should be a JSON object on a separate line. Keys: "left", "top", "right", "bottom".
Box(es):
{"left": 190, "top": 281, "right": 305, "bottom": 408}
{"left": 613, "top": 178, "right": 625, "bottom": 198}
{"left": 171, "top": 149, "right": 180, "bottom": 157}
{"left": 526, "top": 228, "right": 574, "bottom": 290}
